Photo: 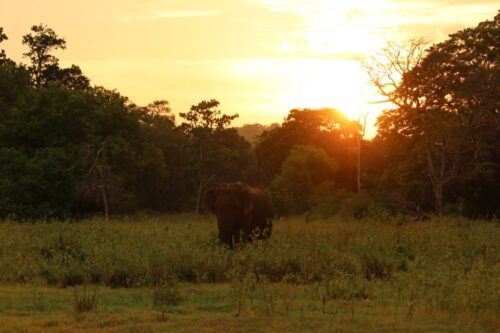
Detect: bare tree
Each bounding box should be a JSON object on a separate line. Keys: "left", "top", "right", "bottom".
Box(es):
{"left": 79, "top": 143, "right": 116, "bottom": 221}
{"left": 363, "top": 38, "right": 428, "bottom": 108}
{"left": 364, "top": 39, "right": 457, "bottom": 212}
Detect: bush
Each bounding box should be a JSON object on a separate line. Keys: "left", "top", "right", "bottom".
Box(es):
{"left": 311, "top": 189, "right": 390, "bottom": 220}
{"left": 268, "top": 188, "right": 304, "bottom": 216}
{"left": 310, "top": 187, "right": 350, "bottom": 218}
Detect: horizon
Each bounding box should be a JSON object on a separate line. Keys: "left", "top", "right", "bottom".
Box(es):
{"left": 1, "top": 0, "right": 497, "bottom": 137}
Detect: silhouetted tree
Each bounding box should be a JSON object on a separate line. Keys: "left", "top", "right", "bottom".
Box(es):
{"left": 0, "top": 27, "right": 7, "bottom": 63}
{"left": 255, "top": 108, "right": 358, "bottom": 189}
{"left": 42, "top": 64, "right": 90, "bottom": 90}
{"left": 22, "top": 24, "right": 89, "bottom": 89}
{"left": 142, "top": 100, "right": 175, "bottom": 121}
{"left": 180, "top": 100, "right": 242, "bottom": 213}
{"left": 22, "top": 24, "right": 66, "bottom": 86}
{"left": 137, "top": 100, "right": 190, "bottom": 211}
{"left": 270, "top": 145, "right": 338, "bottom": 213}
{"left": 368, "top": 13, "right": 499, "bottom": 215}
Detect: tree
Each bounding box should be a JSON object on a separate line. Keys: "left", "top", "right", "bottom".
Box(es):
{"left": 0, "top": 27, "right": 7, "bottom": 63}
{"left": 367, "top": 13, "right": 499, "bottom": 215}
{"left": 42, "top": 64, "right": 90, "bottom": 90}
{"left": 137, "top": 100, "right": 191, "bottom": 211}
{"left": 80, "top": 88, "right": 171, "bottom": 218}
{"left": 255, "top": 108, "right": 358, "bottom": 189}
{"left": 79, "top": 143, "right": 114, "bottom": 222}
{"left": 22, "top": 24, "right": 66, "bottom": 86}
{"left": 363, "top": 38, "right": 428, "bottom": 113}
{"left": 364, "top": 39, "right": 439, "bottom": 213}
{"left": 0, "top": 68, "right": 89, "bottom": 219}
{"left": 142, "top": 100, "right": 175, "bottom": 121}
{"left": 21, "top": 24, "right": 89, "bottom": 90}
{"left": 180, "top": 99, "right": 238, "bottom": 132}
{"left": 0, "top": 57, "right": 172, "bottom": 219}
{"left": 180, "top": 100, "right": 244, "bottom": 213}
{"left": 417, "top": 13, "right": 499, "bottom": 216}
{"left": 270, "top": 145, "right": 338, "bottom": 213}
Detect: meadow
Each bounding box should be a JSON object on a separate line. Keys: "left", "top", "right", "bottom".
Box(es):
{"left": 0, "top": 215, "right": 498, "bottom": 332}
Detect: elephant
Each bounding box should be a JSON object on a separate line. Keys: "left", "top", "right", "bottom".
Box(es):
{"left": 204, "top": 182, "right": 274, "bottom": 249}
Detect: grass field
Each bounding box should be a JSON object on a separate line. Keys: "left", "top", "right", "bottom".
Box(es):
{"left": 0, "top": 215, "right": 498, "bottom": 332}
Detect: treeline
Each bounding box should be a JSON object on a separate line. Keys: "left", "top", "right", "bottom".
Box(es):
{"left": 0, "top": 25, "right": 258, "bottom": 219}
{"left": 0, "top": 13, "right": 498, "bottom": 220}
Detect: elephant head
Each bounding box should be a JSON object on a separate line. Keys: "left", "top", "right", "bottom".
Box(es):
{"left": 204, "top": 182, "right": 253, "bottom": 247}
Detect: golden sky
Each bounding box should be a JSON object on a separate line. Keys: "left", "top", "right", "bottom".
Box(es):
{"left": 0, "top": 0, "right": 497, "bottom": 136}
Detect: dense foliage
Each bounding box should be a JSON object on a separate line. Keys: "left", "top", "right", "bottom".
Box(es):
{"left": 0, "top": 14, "right": 498, "bottom": 219}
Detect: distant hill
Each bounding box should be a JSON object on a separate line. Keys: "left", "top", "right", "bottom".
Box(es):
{"left": 236, "top": 123, "right": 280, "bottom": 144}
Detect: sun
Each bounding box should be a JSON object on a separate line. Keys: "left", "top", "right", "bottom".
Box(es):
{"left": 230, "top": 57, "right": 384, "bottom": 136}
{"left": 274, "top": 59, "right": 376, "bottom": 121}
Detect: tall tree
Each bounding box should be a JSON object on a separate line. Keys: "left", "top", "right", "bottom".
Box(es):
{"left": 22, "top": 24, "right": 66, "bottom": 86}
{"left": 414, "top": 13, "right": 499, "bottom": 215}
{"left": 136, "top": 100, "right": 191, "bottom": 211}
{"left": 180, "top": 99, "right": 242, "bottom": 213}
{"left": 79, "top": 141, "right": 120, "bottom": 222}
{"left": 367, "top": 13, "right": 499, "bottom": 214}
{"left": 142, "top": 100, "right": 174, "bottom": 121}
{"left": 0, "top": 27, "right": 7, "bottom": 63}
{"left": 180, "top": 99, "right": 238, "bottom": 132}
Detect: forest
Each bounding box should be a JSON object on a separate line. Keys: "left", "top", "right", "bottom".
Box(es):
{"left": 0, "top": 13, "right": 499, "bottom": 222}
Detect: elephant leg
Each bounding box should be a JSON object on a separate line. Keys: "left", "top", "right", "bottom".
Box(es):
{"left": 242, "top": 215, "right": 254, "bottom": 243}
{"left": 218, "top": 229, "right": 235, "bottom": 249}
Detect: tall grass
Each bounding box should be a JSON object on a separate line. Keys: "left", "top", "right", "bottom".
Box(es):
{"left": 0, "top": 214, "right": 498, "bottom": 326}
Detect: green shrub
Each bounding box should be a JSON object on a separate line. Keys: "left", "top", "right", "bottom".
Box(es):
{"left": 339, "top": 192, "right": 390, "bottom": 220}
{"left": 310, "top": 189, "right": 390, "bottom": 220}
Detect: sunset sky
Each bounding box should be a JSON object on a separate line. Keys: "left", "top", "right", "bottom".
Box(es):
{"left": 0, "top": 0, "right": 497, "bottom": 136}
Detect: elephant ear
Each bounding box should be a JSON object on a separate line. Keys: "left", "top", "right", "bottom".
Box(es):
{"left": 239, "top": 189, "right": 253, "bottom": 215}
{"left": 204, "top": 189, "right": 217, "bottom": 214}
